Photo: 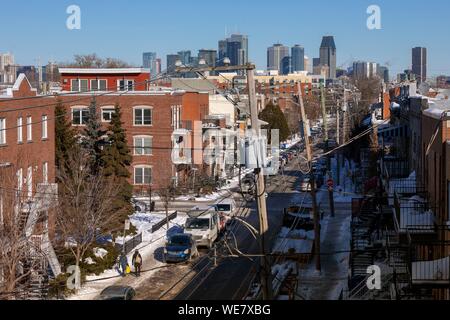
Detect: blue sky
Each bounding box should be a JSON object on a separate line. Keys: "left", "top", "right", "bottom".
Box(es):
{"left": 1, "top": 0, "right": 449, "bottom": 76}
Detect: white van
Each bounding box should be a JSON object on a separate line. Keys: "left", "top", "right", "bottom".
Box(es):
{"left": 215, "top": 198, "right": 237, "bottom": 223}
{"left": 184, "top": 206, "right": 226, "bottom": 248}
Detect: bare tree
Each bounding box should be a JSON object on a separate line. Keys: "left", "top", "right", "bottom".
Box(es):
{"left": 0, "top": 158, "right": 51, "bottom": 299}
{"left": 55, "top": 148, "right": 126, "bottom": 283}
{"left": 60, "top": 54, "right": 132, "bottom": 68}
{"left": 157, "top": 179, "right": 177, "bottom": 231}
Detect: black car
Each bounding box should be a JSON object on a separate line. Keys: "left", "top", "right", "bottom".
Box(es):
{"left": 98, "top": 286, "right": 136, "bottom": 300}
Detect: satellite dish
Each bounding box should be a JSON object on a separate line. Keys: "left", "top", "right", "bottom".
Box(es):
{"left": 418, "top": 82, "right": 430, "bottom": 95}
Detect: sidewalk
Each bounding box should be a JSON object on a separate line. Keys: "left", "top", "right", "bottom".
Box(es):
{"left": 296, "top": 159, "right": 355, "bottom": 300}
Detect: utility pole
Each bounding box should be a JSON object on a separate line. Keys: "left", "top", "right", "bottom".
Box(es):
{"left": 298, "top": 82, "right": 321, "bottom": 272}
{"left": 336, "top": 105, "right": 340, "bottom": 186}
{"left": 175, "top": 62, "right": 273, "bottom": 298}
{"left": 320, "top": 84, "right": 328, "bottom": 143}
{"left": 248, "top": 68, "right": 272, "bottom": 300}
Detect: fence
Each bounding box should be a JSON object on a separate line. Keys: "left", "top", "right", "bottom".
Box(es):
{"left": 116, "top": 233, "right": 143, "bottom": 255}
{"left": 151, "top": 211, "right": 178, "bottom": 233}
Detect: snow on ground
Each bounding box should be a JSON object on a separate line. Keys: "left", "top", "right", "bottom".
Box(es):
{"left": 67, "top": 213, "right": 187, "bottom": 300}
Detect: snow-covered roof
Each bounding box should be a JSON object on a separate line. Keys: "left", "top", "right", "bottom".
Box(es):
{"left": 59, "top": 68, "right": 150, "bottom": 74}
{"left": 412, "top": 256, "right": 449, "bottom": 284}
{"left": 422, "top": 99, "right": 450, "bottom": 120}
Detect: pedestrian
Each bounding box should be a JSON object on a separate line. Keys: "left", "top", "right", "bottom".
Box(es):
{"left": 119, "top": 252, "right": 129, "bottom": 277}
{"left": 132, "top": 250, "right": 143, "bottom": 277}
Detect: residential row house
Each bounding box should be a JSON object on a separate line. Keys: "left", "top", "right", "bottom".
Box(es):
{"left": 365, "top": 81, "right": 450, "bottom": 300}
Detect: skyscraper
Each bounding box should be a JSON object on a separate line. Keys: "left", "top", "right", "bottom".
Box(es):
{"left": 319, "top": 36, "right": 337, "bottom": 79}
{"left": 267, "top": 44, "right": 290, "bottom": 75}
{"left": 291, "top": 45, "right": 305, "bottom": 72}
{"left": 177, "top": 51, "right": 192, "bottom": 66}
{"left": 199, "top": 49, "right": 218, "bottom": 75}
{"left": 143, "top": 52, "right": 157, "bottom": 75}
{"left": 412, "top": 47, "right": 427, "bottom": 83}
{"left": 166, "top": 54, "right": 180, "bottom": 74}
{"left": 218, "top": 34, "right": 248, "bottom": 67}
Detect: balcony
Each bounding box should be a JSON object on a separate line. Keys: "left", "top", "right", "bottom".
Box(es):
{"left": 409, "top": 238, "right": 450, "bottom": 289}
{"left": 393, "top": 192, "right": 437, "bottom": 238}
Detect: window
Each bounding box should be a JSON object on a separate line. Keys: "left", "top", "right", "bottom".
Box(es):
{"left": 118, "top": 79, "right": 134, "bottom": 91}
{"left": 17, "top": 117, "right": 23, "bottom": 143}
{"left": 171, "top": 105, "right": 181, "bottom": 129}
{"left": 71, "top": 79, "right": 79, "bottom": 92}
{"left": 43, "top": 162, "right": 48, "bottom": 184}
{"left": 71, "top": 79, "right": 88, "bottom": 92}
{"left": 101, "top": 108, "right": 115, "bottom": 122}
{"left": 134, "top": 166, "right": 152, "bottom": 185}
{"left": 134, "top": 136, "right": 153, "bottom": 155}
{"left": 26, "top": 116, "right": 32, "bottom": 141}
{"left": 134, "top": 107, "right": 152, "bottom": 126}
{"left": 17, "top": 168, "right": 23, "bottom": 192}
{"left": 42, "top": 115, "right": 48, "bottom": 139}
{"left": 27, "top": 166, "right": 32, "bottom": 198}
{"left": 91, "top": 79, "right": 107, "bottom": 91}
{"left": 0, "top": 118, "right": 5, "bottom": 145}
{"left": 72, "top": 108, "right": 89, "bottom": 125}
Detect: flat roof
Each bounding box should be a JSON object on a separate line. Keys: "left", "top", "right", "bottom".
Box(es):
{"left": 59, "top": 68, "right": 150, "bottom": 74}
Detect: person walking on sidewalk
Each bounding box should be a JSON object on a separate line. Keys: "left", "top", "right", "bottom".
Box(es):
{"left": 118, "top": 252, "right": 129, "bottom": 277}
{"left": 132, "top": 250, "right": 143, "bottom": 277}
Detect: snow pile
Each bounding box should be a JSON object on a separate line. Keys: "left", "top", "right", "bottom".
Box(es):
{"left": 412, "top": 256, "right": 449, "bottom": 283}
{"left": 93, "top": 248, "right": 108, "bottom": 259}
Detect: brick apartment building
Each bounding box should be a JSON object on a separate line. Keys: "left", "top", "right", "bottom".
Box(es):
{"left": 58, "top": 68, "right": 209, "bottom": 192}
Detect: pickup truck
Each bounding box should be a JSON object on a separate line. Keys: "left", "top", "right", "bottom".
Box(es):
{"left": 184, "top": 206, "right": 227, "bottom": 249}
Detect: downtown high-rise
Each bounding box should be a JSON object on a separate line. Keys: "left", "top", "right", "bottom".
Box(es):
{"left": 412, "top": 47, "right": 427, "bottom": 83}
{"left": 267, "top": 43, "right": 290, "bottom": 75}
{"left": 319, "top": 36, "right": 337, "bottom": 79}
{"left": 291, "top": 45, "right": 305, "bottom": 72}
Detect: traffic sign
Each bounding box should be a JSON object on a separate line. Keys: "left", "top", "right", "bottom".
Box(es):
{"left": 327, "top": 179, "right": 334, "bottom": 188}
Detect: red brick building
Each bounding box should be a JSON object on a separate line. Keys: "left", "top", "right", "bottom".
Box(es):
{"left": 57, "top": 68, "right": 209, "bottom": 192}
{"left": 59, "top": 68, "right": 151, "bottom": 92}
{"left": 0, "top": 74, "right": 57, "bottom": 237}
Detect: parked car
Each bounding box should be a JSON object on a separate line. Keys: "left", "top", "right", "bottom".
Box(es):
{"left": 241, "top": 173, "right": 256, "bottom": 194}
{"left": 215, "top": 198, "right": 237, "bottom": 224}
{"left": 184, "top": 206, "right": 226, "bottom": 248}
{"left": 164, "top": 233, "right": 199, "bottom": 263}
{"left": 300, "top": 178, "right": 312, "bottom": 192}
{"left": 98, "top": 286, "right": 136, "bottom": 300}
{"left": 131, "top": 198, "right": 148, "bottom": 213}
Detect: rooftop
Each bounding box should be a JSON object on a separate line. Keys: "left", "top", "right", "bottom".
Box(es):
{"left": 59, "top": 68, "right": 150, "bottom": 74}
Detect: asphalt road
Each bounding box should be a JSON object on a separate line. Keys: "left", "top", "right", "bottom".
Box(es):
{"left": 173, "top": 157, "right": 306, "bottom": 300}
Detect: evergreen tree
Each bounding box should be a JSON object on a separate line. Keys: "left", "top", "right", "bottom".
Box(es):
{"left": 82, "top": 96, "right": 106, "bottom": 172}
{"left": 259, "top": 101, "right": 290, "bottom": 143}
{"left": 55, "top": 98, "right": 77, "bottom": 172}
{"left": 101, "top": 104, "right": 134, "bottom": 223}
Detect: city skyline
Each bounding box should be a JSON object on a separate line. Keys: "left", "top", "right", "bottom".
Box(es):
{"left": 0, "top": 0, "right": 449, "bottom": 76}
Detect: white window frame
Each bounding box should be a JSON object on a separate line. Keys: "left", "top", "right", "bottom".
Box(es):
{"left": 171, "top": 105, "right": 182, "bottom": 129}
{"left": 117, "top": 79, "right": 135, "bottom": 91}
{"left": 0, "top": 118, "right": 6, "bottom": 145}
{"left": 17, "top": 168, "right": 23, "bottom": 192}
{"left": 27, "top": 166, "right": 32, "bottom": 198}
{"left": 17, "top": 117, "right": 23, "bottom": 143}
{"left": 42, "top": 115, "right": 48, "bottom": 139}
{"left": 71, "top": 106, "right": 89, "bottom": 126}
{"left": 71, "top": 79, "right": 89, "bottom": 92}
{"left": 134, "top": 166, "right": 152, "bottom": 185}
{"left": 133, "top": 106, "right": 153, "bottom": 126}
{"left": 133, "top": 136, "right": 153, "bottom": 156}
{"left": 43, "top": 162, "right": 48, "bottom": 184}
{"left": 26, "top": 116, "right": 32, "bottom": 142}
{"left": 101, "top": 107, "right": 116, "bottom": 122}
{"left": 91, "top": 79, "right": 107, "bottom": 91}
